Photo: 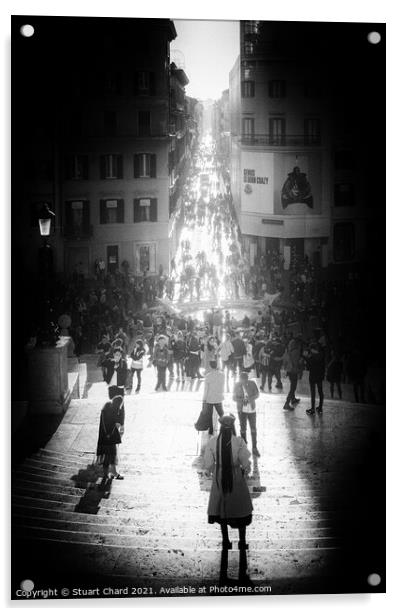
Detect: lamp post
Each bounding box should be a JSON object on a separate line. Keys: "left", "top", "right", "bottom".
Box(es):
{"left": 38, "top": 202, "right": 55, "bottom": 238}
{"left": 36, "top": 203, "right": 59, "bottom": 347}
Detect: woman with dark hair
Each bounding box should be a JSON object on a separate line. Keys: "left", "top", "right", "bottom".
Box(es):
{"left": 204, "top": 414, "right": 253, "bottom": 550}
{"left": 96, "top": 395, "right": 125, "bottom": 481}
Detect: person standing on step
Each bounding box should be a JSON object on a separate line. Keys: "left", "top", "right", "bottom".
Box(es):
{"left": 96, "top": 395, "right": 125, "bottom": 482}
{"left": 304, "top": 341, "right": 326, "bottom": 415}
{"left": 202, "top": 360, "right": 225, "bottom": 435}
{"left": 171, "top": 330, "right": 187, "bottom": 382}
{"left": 102, "top": 348, "right": 128, "bottom": 409}
{"left": 219, "top": 332, "right": 235, "bottom": 392}
{"left": 233, "top": 372, "right": 260, "bottom": 457}
{"left": 204, "top": 414, "right": 253, "bottom": 551}
{"left": 152, "top": 335, "right": 169, "bottom": 391}
{"left": 232, "top": 330, "right": 247, "bottom": 375}
{"left": 283, "top": 334, "right": 303, "bottom": 410}
{"left": 130, "top": 339, "right": 145, "bottom": 394}
{"left": 258, "top": 335, "right": 270, "bottom": 392}
{"left": 267, "top": 332, "right": 285, "bottom": 392}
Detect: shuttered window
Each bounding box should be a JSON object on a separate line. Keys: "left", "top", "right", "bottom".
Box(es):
{"left": 65, "top": 154, "right": 89, "bottom": 180}
{"left": 100, "top": 199, "right": 125, "bottom": 224}
{"left": 133, "top": 153, "right": 157, "bottom": 178}
{"left": 268, "top": 80, "right": 286, "bottom": 98}
{"left": 133, "top": 198, "right": 157, "bottom": 222}
{"left": 100, "top": 154, "right": 123, "bottom": 179}
{"left": 64, "top": 200, "right": 90, "bottom": 236}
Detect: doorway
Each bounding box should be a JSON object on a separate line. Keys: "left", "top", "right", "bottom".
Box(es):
{"left": 107, "top": 245, "right": 119, "bottom": 274}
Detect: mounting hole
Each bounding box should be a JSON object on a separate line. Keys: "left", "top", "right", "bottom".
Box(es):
{"left": 367, "top": 573, "right": 381, "bottom": 586}
{"left": 20, "top": 24, "right": 35, "bottom": 38}
{"left": 367, "top": 31, "right": 381, "bottom": 45}
{"left": 20, "top": 579, "right": 34, "bottom": 592}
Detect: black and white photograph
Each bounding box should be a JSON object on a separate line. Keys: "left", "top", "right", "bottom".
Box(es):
{"left": 10, "top": 8, "right": 386, "bottom": 602}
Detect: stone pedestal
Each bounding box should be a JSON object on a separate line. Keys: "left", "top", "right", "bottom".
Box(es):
{"left": 26, "top": 336, "right": 72, "bottom": 414}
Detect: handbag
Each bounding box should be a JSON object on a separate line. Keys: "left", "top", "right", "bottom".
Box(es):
{"left": 194, "top": 401, "right": 212, "bottom": 431}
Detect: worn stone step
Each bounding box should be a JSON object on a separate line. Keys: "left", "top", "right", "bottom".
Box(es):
{"left": 12, "top": 503, "right": 341, "bottom": 527}
{"left": 14, "top": 524, "right": 341, "bottom": 551}
{"left": 19, "top": 460, "right": 346, "bottom": 491}
{"left": 14, "top": 534, "right": 343, "bottom": 582}
{"left": 13, "top": 513, "right": 337, "bottom": 539}
{"left": 12, "top": 498, "right": 349, "bottom": 528}
{"left": 13, "top": 472, "right": 347, "bottom": 501}
{"left": 12, "top": 483, "right": 349, "bottom": 510}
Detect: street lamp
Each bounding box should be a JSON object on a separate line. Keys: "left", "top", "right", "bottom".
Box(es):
{"left": 38, "top": 203, "right": 55, "bottom": 237}
{"left": 36, "top": 203, "right": 59, "bottom": 347}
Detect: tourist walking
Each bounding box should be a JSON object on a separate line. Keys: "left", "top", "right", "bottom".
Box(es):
{"left": 96, "top": 395, "right": 125, "bottom": 482}
{"left": 233, "top": 372, "right": 260, "bottom": 457}
{"left": 204, "top": 414, "right": 253, "bottom": 550}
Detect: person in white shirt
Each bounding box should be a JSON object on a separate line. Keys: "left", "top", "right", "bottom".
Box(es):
{"left": 203, "top": 360, "right": 225, "bottom": 435}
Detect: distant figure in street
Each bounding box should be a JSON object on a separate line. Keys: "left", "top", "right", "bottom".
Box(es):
{"left": 96, "top": 395, "right": 125, "bottom": 481}
{"left": 233, "top": 372, "right": 260, "bottom": 457}
{"left": 304, "top": 341, "right": 326, "bottom": 414}
{"left": 202, "top": 360, "right": 225, "bottom": 435}
{"left": 204, "top": 414, "right": 253, "bottom": 550}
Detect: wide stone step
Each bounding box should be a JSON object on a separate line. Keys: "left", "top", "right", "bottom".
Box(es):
{"left": 13, "top": 524, "right": 341, "bottom": 551}
{"left": 12, "top": 496, "right": 349, "bottom": 525}
{"left": 14, "top": 535, "right": 343, "bottom": 582}
{"left": 13, "top": 513, "right": 337, "bottom": 539}
{"left": 12, "top": 503, "right": 341, "bottom": 527}
{"left": 13, "top": 472, "right": 347, "bottom": 501}
{"left": 12, "top": 483, "right": 350, "bottom": 510}
{"left": 19, "top": 459, "right": 346, "bottom": 489}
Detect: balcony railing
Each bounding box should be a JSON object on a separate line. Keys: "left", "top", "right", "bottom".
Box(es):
{"left": 241, "top": 134, "right": 321, "bottom": 146}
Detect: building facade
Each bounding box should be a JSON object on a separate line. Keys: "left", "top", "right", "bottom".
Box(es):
{"left": 14, "top": 18, "right": 193, "bottom": 281}
{"left": 213, "top": 89, "right": 231, "bottom": 170}
{"left": 229, "top": 20, "right": 377, "bottom": 271}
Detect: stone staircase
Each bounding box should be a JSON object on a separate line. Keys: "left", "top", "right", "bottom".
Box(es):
{"left": 12, "top": 394, "right": 383, "bottom": 594}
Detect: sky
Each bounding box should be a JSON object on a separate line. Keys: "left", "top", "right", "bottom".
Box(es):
{"left": 172, "top": 20, "right": 239, "bottom": 101}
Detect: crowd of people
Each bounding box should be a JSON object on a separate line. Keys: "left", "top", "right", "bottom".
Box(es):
{"left": 83, "top": 136, "right": 383, "bottom": 554}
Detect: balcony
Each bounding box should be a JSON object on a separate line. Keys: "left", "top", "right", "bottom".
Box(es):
{"left": 240, "top": 134, "right": 321, "bottom": 147}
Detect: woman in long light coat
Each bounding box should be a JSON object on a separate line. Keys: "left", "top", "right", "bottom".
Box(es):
{"left": 204, "top": 414, "right": 253, "bottom": 550}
